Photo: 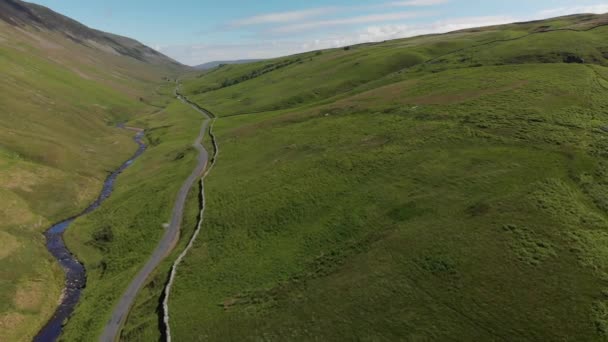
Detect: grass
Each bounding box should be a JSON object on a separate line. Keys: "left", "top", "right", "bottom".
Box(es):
{"left": 60, "top": 99, "right": 206, "bottom": 341}
{"left": 0, "top": 19, "right": 182, "bottom": 341}
{"left": 4, "top": 11, "right": 608, "bottom": 342}
{"left": 181, "top": 15, "right": 608, "bottom": 118}
{"left": 118, "top": 184, "right": 201, "bottom": 342}
{"left": 156, "top": 13, "right": 608, "bottom": 341}
{"left": 0, "top": 24, "right": 158, "bottom": 342}
{"left": 118, "top": 107, "right": 218, "bottom": 342}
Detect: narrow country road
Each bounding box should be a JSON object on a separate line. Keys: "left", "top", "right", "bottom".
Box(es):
{"left": 100, "top": 89, "right": 212, "bottom": 342}
{"left": 161, "top": 91, "right": 218, "bottom": 342}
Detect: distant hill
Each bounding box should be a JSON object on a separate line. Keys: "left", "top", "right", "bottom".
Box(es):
{"left": 0, "top": 0, "right": 182, "bottom": 67}
{"left": 194, "top": 59, "right": 264, "bottom": 70}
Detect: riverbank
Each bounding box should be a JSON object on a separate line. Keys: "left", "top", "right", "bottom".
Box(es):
{"left": 59, "top": 99, "right": 207, "bottom": 340}
{"left": 34, "top": 131, "right": 146, "bottom": 341}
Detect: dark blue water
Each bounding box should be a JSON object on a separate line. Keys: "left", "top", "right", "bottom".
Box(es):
{"left": 34, "top": 131, "right": 146, "bottom": 342}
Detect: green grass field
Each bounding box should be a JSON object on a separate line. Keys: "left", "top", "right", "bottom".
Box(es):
{"left": 155, "top": 14, "right": 608, "bottom": 341}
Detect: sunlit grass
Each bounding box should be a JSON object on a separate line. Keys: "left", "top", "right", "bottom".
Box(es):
{"left": 162, "top": 17, "right": 608, "bottom": 340}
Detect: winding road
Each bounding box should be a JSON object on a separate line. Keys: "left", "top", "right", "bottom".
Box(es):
{"left": 161, "top": 92, "right": 218, "bottom": 342}
{"left": 100, "top": 89, "right": 213, "bottom": 342}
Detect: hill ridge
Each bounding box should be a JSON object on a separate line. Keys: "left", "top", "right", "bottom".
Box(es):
{"left": 0, "top": 0, "right": 182, "bottom": 66}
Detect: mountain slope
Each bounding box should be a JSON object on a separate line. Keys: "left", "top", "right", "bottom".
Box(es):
{"left": 121, "top": 13, "right": 608, "bottom": 341}
{"left": 0, "top": 1, "right": 188, "bottom": 341}
{"left": 0, "top": 0, "right": 181, "bottom": 66}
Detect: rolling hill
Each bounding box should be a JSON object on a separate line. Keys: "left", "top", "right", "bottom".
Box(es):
{"left": 118, "top": 12, "right": 608, "bottom": 341}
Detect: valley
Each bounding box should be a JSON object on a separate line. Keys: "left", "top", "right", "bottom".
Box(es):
{"left": 2, "top": 1, "right": 608, "bottom": 341}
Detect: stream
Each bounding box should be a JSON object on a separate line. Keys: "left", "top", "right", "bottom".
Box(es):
{"left": 33, "top": 130, "right": 147, "bottom": 342}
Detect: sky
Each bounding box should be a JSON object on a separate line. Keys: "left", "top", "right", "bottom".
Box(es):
{"left": 29, "top": 0, "right": 608, "bottom": 66}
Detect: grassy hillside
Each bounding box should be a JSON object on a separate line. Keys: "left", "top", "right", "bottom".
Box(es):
{"left": 0, "top": 5, "right": 184, "bottom": 340}
{"left": 155, "top": 14, "right": 608, "bottom": 340}
{"left": 182, "top": 14, "right": 607, "bottom": 116}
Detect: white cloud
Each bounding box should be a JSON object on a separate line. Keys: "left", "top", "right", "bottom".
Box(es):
{"left": 306, "top": 15, "right": 516, "bottom": 48}
{"left": 158, "top": 1, "right": 608, "bottom": 65}
{"left": 539, "top": 4, "right": 608, "bottom": 17}
{"left": 419, "top": 15, "right": 516, "bottom": 33}
{"left": 387, "top": 0, "right": 450, "bottom": 6}
{"left": 231, "top": 7, "right": 338, "bottom": 26}
{"left": 271, "top": 11, "right": 433, "bottom": 33}
{"left": 160, "top": 15, "right": 516, "bottom": 65}
{"left": 231, "top": 0, "right": 449, "bottom": 27}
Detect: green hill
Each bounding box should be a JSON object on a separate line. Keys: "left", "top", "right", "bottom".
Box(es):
{"left": 120, "top": 13, "right": 608, "bottom": 341}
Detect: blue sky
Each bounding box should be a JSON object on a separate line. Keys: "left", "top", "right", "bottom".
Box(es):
{"left": 30, "top": 0, "right": 608, "bottom": 65}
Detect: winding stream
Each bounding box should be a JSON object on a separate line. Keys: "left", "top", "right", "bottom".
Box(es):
{"left": 34, "top": 130, "right": 147, "bottom": 342}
